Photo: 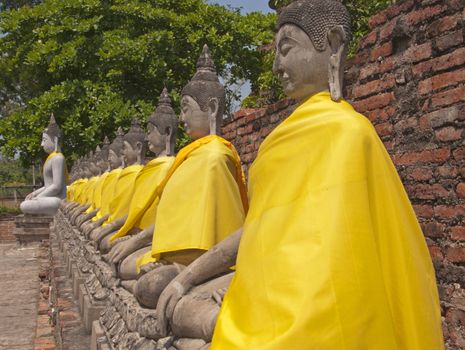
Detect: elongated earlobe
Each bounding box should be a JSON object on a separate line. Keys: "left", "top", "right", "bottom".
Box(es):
{"left": 208, "top": 97, "right": 219, "bottom": 135}
{"left": 327, "top": 26, "right": 346, "bottom": 102}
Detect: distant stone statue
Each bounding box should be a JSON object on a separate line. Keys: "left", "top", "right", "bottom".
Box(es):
{"left": 155, "top": 1, "right": 444, "bottom": 349}
{"left": 20, "top": 114, "right": 67, "bottom": 216}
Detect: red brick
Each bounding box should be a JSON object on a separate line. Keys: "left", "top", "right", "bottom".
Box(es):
{"left": 405, "top": 5, "right": 447, "bottom": 26}
{"left": 432, "top": 85, "right": 465, "bottom": 108}
{"left": 457, "top": 183, "right": 465, "bottom": 198}
{"left": 394, "top": 117, "right": 418, "bottom": 133}
{"left": 446, "top": 247, "right": 465, "bottom": 263}
{"left": 407, "top": 167, "right": 433, "bottom": 181}
{"left": 409, "top": 183, "right": 449, "bottom": 200}
{"left": 405, "top": 42, "right": 433, "bottom": 63}
{"left": 427, "top": 14, "right": 460, "bottom": 37}
{"left": 358, "top": 31, "right": 378, "bottom": 50}
{"left": 380, "top": 20, "right": 396, "bottom": 41}
{"left": 451, "top": 226, "right": 465, "bottom": 241}
{"left": 353, "top": 92, "right": 394, "bottom": 112}
{"left": 436, "top": 30, "right": 464, "bottom": 52}
{"left": 384, "top": 0, "right": 414, "bottom": 19}
{"left": 435, "top": 126, "right": 463, "bottom": 142}
{"left": 423, "top": 221, "right": 446, "bottom": 238}
{"left": 412, "top": 47, "right": 465, "bottom": 76}
{"left": 428, "top": 244, "right": 444, "bottom": 263}
{"left": 370, "top": 42, "right": 393, "bottom": 61}
{"left": 413, "top": 204, "right": 434, "bottom": 218}
{"left": 438, "top": 165, "right": 459, "bottom": 178}
{"left": 424, "top": 106, "right": 463, "bottom": 129}
{"left": 434, "top": 205, "right": 465, "bottom": 219}
{"left": 418, "top": 68, "right": 465, "bottom": 95}
{"left": 369, "top": 12, "right": 387, "bottom": 29}
{"left": 375, "top": 122, "right": 393, "bottom": 137}
{"left": 353, "top": 76, "right": 396, "bottom": 98}
{"left": 453, "top": 146, "right": 465, "bottom": 160}
{"left": 393, "top": 148, "right": 450, "bottom": 165}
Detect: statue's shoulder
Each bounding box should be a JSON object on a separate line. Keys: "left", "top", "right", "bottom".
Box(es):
{"left": 50, "top": 153, "right": 65, "bottom": 164}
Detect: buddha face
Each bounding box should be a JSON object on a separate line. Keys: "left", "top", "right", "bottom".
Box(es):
{"left": 180, "top": 95, "right": 209, "bottom": 140}
{"left": 273, "top": 24, "right": 331, "bottom": 101}
{"left": 41, "top": 133, "right": 55, "bottom": 154}
{"left": 146, "top": 123, "right": 165, "bottom": 156}
{"left": 88, "top": 161, "right": 100, "bottom": 176}
{"left": 96, "top": 157, "right": 109, "bottom": 172}
{"left": 108, "top": 149, "right": 122, "bottom": 169}
{"left": 123, "top": 140, "right": 141, "bottom": 165}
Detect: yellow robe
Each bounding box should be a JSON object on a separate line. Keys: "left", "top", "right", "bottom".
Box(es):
{"left": 92, "top": 168, "right": 122, "bottom": 221}
{"left": 110, "top": 156, "right": 174, "bottom": 242}
{"left": 74, "top": 179, "right": 90, "bottom": 204}
{"left": 212, "top": 92, "right": 444, "bottom": 350}
{"left": 104, "top": 164, "right": 143, "bottom": 224}
{"left": 82, "top": 176, "right": 99, "bottom": 213}
{"left": 67, "top": 179, "right": 85, "bottom": 201}
{"left": 45, "top": 151, "right": 70, "bottom": 184}
{"left": 88, "top": 172, "right": 109, "bottom": 211}
{"left": 138, "top": 135, "right": 248, "bottom": 268}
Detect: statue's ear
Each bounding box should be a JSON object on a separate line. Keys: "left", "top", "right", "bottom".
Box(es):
{"left": 327, "top": 25, "right": 346, "bottom": 102}
{"left": 53, "top": 136, "right": 59, "bottom": 152}
{"left": 208, "top": 97, "right": 219, "bottom": 135}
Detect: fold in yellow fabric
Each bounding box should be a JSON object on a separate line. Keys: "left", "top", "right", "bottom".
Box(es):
{"left": 83, "top": 176, "right": 100, "bottom": 213}
{"left": 104, "top": 164, "right": 143, "bottom": 224}
{"left": 67, "top": 178, "right": 86, "bottom": 201}
{"left": 110, "top": 156, "right": 174, "bottom": 242}
{"left": 92, "top": 168, "right": 122, "bottom": 222}
{"left": 87, "top": 172, "right": 109, "bottom": 212}
{"left": 137, "top": 135, "right": 248, "bottom": 269}
{"left": 212, "top": 92, "right": 444, "bottom": 350}
{"left": 45, "top": 152, "right": 70, "bottom": 184}
{"left": 74, "top": 178, "right": 90, "bottom": 204}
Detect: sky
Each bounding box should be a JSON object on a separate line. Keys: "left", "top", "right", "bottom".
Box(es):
{"left": 208, "top": 0, "right": 272, "bottom": 13}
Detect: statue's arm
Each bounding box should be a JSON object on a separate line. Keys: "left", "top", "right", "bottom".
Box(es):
{"left": 26, "top": 186, "right": 45, "bottom": 199}
{"left": 156, "top": 227, "right": 242, "bottom": 335}
{"left": 37, "top": 155, "right": 65, "bottom": 198}
{"left": 107, "top": 224, "right": 154, "bottom": 263}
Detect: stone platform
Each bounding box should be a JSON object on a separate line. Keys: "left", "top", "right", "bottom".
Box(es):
{"left": 14, "top": 214, "right": 53, "bottom": 244}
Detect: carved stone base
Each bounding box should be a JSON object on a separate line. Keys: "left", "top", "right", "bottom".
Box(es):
{"left": 14, "top": 214, "right": 53, "bottom": 244}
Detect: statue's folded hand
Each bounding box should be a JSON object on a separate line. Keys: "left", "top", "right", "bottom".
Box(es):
{"left": 107, "top": 236, "right": 138, "bottom": 264}
{"left": 156, "top": 272, "right": 193, "bottom": 337}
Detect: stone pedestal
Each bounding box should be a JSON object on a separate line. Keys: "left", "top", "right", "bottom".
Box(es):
{"left": 14, "top": 215, "right": 53, "bottom": 244}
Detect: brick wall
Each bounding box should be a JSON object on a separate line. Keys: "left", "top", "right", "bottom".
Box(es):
{"left": 0, "top": 215, "right": 16, "bottom": 242}
{"left": 222, "top": 0, "right": 465, "bottom": 348}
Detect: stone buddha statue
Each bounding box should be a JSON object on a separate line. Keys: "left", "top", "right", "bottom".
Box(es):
{"left": 154, "top": 1, "right": 444, "bottom": 350}
{"left": 89, "top": 117, "right": 146, "bottom": 250}
{"left": 80, "top": 128, "right": 125, "bottom": 235}
{"left": 108, "top": 46, "right": 247, "bottom": 317}
{"left": 90, "top": 88, "right": 179, "bottom": 255}
{"left": 20, "top": 114, "right": 68, "bottom": 216}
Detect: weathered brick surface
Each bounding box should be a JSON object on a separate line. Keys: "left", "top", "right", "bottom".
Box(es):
{"left": 222, "top": 0, "right": 465, "bottom": 348}
{"left": 0, "top": 215, "right": 16, "bottom": 242}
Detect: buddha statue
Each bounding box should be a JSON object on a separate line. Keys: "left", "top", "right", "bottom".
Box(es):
{"left": 85, "top": 118, "right": 145, "bottom": 245}
{"left": 155, "top": 2, "right": 445, "bottom": 349}
{"left": 108, "top": 45, "right": 247, "bottom": 309}
{"left": 20, "top": 114, "right": 68, "bottom": 216}
{"left": 81, "top": 128, "right": 125, "bottom": 235}
{"left": 90, "top": 88, "right": 178, "bottom": 257}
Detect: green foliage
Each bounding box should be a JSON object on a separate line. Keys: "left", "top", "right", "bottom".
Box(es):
{"left": 0, "top": 158, "right": 33, "bottom": 185}
{"left": 0, "top": 206, "right": 21, "bottom": 214}
{"left": 0, "top": 0, "right": 275, "bottom": 165}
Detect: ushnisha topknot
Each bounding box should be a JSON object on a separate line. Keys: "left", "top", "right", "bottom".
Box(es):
{"left": 44, "top": 113, "right": 63, "bottom": 143}
{"left": 109, "top": 127, "right": 125, "bottom": 154}
{"left": 277, "top": 0, "right": 352, "bottom": 52}
{"left": 124, "top": 117, "right": 146, "bottom": 147}
{"left": 181, "top": 44, "right": 225, "bottom": 119}
{"left": 148, "top": 88, "right": 179, "bottom": 137}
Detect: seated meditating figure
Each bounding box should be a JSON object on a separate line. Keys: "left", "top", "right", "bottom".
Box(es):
{"left": 155, "top": 2, "right": 445, "bottom": 349}
{"left": 21, "top": 114, "right": 68, "bottom": 216}
{"left": 80, "top": 129, "right": 125, "bottom": 235}
{"left": 85, "top": 118, "right": 145, "bottom": 244}
{"left": 107, "top": 45, "right": 248, "bottom": 296}
{"left": 90, "top": 88, "right": 178, "bottom": 256}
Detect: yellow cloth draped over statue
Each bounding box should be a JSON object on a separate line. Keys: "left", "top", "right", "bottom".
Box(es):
{"left": 83, "top": 176, "right": 100, "bottom": 213}
{"left": 92, "top": 168, "right": 122, "bottom": 222}
{"left": 104, "top": 164, "right": 143, "bottom": 225}
{"left": 110, "top": 156, "right": 174, "bottom": 242}
{"left": 211, "top": 92, "right": 443, "bottom": 350}
{"left": 67, "top": 178, "right": 87, "bottom": 201}
{"left": 84, "top": 172, "right": 109, "bottom": 213}
{"left": 137, "top": 135, "right": 248, "bottom": 269}
{"left": 74, "top": 179, "right": 92, "bottom": 204}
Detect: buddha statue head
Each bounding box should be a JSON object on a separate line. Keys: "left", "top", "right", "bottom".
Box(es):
{"left": 42, "top": 113, "right": 63, "bottom": 154}
{"left": 96, "top": 136, "right": 111, "bottom": 173}
{"left": 123, "top": 117, "right": 146, "bottom": 165}
{"left": 181, "top": 44, "right": 225, "bottom": 140}
{"left": 88, "top": 146, "right": 102, "bottom": 176}
{"left": 109, "top": 127, "right": 125, "bottom": 169}
{"left": 81, "top": 155, "right": 93, "bottom": 179}
{"left": 273, "top": 0, "right": 352, "bottom": 102}
{"left": 147, "top": 88, "right": 179, "bottom": 156}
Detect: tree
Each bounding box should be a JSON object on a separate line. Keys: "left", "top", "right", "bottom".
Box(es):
{"left": 0, "top": 0, "right": 275, "bottom": 165}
